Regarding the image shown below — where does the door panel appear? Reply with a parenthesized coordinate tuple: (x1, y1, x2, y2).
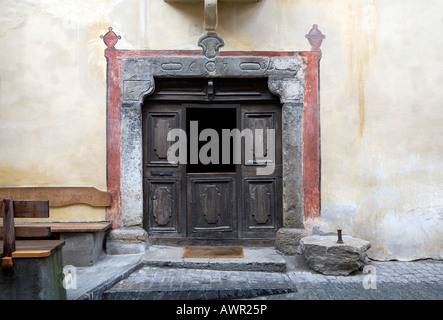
(145, 179, 180, 233)
(244, 112, 274, 166)
(146, 112, 179, 167)
(243, 178, 282, 238)
(187, 174, 237, 239)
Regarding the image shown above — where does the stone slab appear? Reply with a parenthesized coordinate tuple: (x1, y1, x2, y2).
(106, 228, 148, 255)
(300, 235, 371, 275)
(142, 245, 287, 272)
(68, 253, 144, 300)
(106, 241, 148, 255)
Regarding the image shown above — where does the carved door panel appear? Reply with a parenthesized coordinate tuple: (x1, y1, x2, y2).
(187, 174, 237, 238)
(143, 104, 183, 237)
(241, 103, 282, 238)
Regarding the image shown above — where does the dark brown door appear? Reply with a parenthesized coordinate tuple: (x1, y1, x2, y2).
(143, 103, 183, 238)
(143, 78, 282, 241)
(241, 103, 282, 238)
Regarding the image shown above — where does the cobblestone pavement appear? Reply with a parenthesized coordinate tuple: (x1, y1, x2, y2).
(103, 266, 296, 300)
(255, 259, 443, 300)
(102, 258, 442, 300)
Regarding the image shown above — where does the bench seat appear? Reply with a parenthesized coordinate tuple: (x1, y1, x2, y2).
(12, 221, 111, 233)
(0, 239, 65, 258)
(9, 222, 112, 267)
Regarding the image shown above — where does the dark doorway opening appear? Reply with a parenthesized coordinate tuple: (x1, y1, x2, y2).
(186, 107, 237, 173)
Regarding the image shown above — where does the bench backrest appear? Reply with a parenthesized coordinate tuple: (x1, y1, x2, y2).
(1, 199, 50, 266)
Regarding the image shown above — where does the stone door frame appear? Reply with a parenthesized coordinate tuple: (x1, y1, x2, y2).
(103, 33, 322, 253)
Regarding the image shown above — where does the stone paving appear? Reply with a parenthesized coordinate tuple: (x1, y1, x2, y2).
(72, 247, 443, 300)
(100, 256, 442, 300)
(258, 259, 443, 300)
(103, 266, 296, 300)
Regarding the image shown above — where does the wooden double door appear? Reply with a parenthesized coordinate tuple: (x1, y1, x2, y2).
(142, 78, 282, 241)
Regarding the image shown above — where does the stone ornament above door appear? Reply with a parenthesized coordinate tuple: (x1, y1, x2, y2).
(198, 32, 225, 58)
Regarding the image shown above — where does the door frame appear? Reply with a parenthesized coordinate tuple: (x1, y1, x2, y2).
(104, 45, 322, 252)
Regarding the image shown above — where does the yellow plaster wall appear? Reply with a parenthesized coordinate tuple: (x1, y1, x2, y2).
(0, 0, 441, 260)
(0, 0, 110, 221)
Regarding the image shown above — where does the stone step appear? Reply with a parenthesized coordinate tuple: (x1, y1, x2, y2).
(103, 246, 293, 300)
(103, 266, 296, 300)
(141, 246, 287, 272)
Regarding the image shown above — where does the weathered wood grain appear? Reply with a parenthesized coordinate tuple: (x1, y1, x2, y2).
(0, 187, 111, 207)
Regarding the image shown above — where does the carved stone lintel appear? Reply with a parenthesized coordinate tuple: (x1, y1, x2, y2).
(198, 32, 225, 58)
(123, 79, 154, 102)
(268, 76, 303, 104)
(121, 56, 303, 103)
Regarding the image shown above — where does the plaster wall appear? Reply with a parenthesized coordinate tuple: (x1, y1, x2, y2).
(0, 0, 441, 260)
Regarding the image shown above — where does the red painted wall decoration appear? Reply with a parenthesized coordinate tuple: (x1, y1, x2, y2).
(300, 50, 322, 223)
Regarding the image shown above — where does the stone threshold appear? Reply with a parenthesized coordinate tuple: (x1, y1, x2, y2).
(141, 245, 287, 272)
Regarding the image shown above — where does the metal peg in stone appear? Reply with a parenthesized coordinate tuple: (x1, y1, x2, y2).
(337, 229, 344, 244)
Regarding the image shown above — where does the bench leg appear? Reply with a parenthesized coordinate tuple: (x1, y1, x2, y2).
(1, 199, 16, 265)
(60, 232, 106, 267)
(0, 248, 67, 300)
(1, 257, 13, 268)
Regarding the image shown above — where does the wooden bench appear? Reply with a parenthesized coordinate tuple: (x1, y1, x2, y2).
(0, 187, 112, 267)
(0, 198, 66, 300)
(13, 221, 112, 267)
